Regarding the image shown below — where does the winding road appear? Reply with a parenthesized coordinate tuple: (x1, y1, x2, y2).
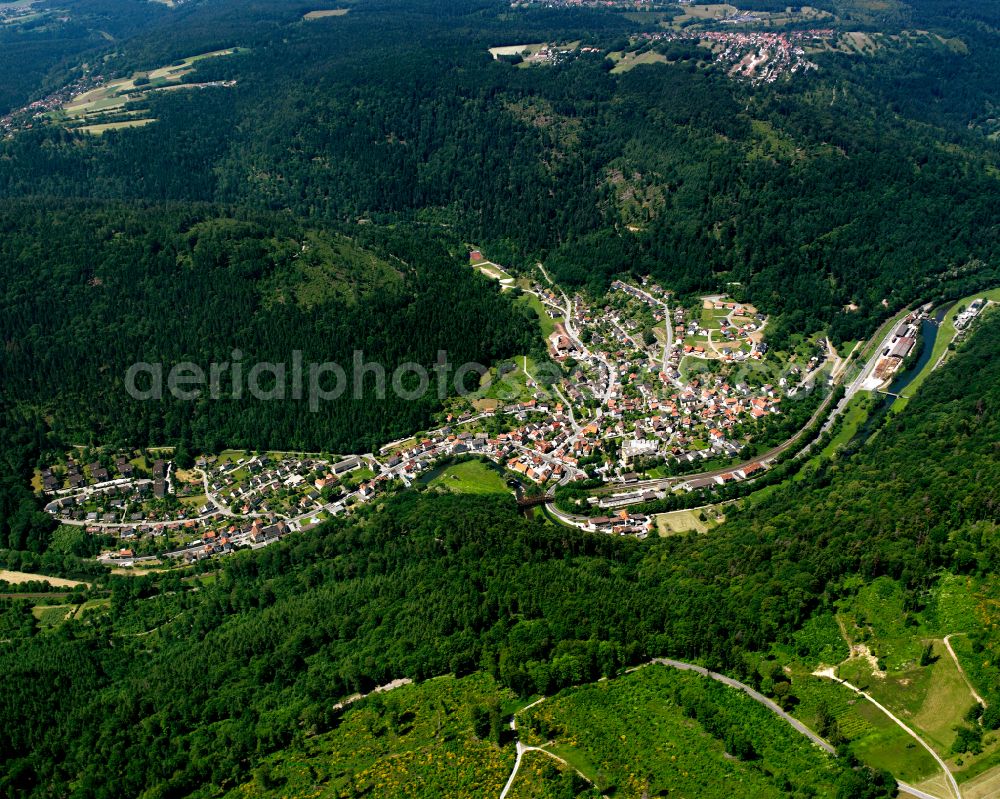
(499, 697, 550, 799)
(499, 657, 839, 799)
(648, 659, 835, 753)
(944, 634, 987, 708)
(813, 667, 962, 799)
(499, 656, 960, 799)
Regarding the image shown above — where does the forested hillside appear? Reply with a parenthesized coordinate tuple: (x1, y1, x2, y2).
(0, 202, 533, 456)
(0, 0, 997, 344)
(0, 307, 996, 798)
(0, 0, 998, 793)
(0, 200, 534, 552)
(0, 0, 172, 116)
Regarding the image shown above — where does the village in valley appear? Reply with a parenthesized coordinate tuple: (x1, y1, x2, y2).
(35, 243, 993, 566)
(34, 245, 860, 564)
(454, 252, 838, 497)
(30, 231, 997, 565)
(494, 28, 828, 83)
(489, 0, 952, 84)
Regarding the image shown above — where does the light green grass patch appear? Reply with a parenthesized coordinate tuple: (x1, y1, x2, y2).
(519, 292, 560, 341)
(820, 392, 873, 457)
(654, 507, 721, 536)
(264, 231, 404, 309)
(610, 50, 668, 73)
(423, 459, 509, 496)
(748, 119, 800, 161)
(792, 672, 940, 784)
(31, 604, 75, 631)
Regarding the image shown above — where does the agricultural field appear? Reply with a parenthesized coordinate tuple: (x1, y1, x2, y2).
(961, 765, 1000, 799)
(48, 48, 243, 134)
(422, 459, 510, 496)
(653, 506, 724, 536)
(520, 664, 852, 799)
(77, 118, 157, 135)
(489, 43, 546, 60)
(673, 3, 737, 23)
(669, 2, 833, 28)
(223, 673, 517, 799)
(303, 8, 349, 19)
(0, 570, 88, 588)
(610, 50, 668, 73)
(758, 5, 834, 25)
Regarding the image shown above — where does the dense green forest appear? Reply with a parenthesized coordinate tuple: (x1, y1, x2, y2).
(0, 304, 996, 797)
(0, 0, 997, 344)
(0, 0, 998, 793)
(0, 202, 533, 454)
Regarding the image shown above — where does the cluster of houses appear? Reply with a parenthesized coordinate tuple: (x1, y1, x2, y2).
(634, 29, 829, 84)
(204, 454, 350, 517)
(381, 402, 587, 488)
(164, 518, 313, 564)
(105, 516, 314, 566)
(42, 456, 133, 492)
(41, 455, 174, 523)
(540, 279, 785, 476)
(0, 73, 108, 134)
(586, 509, 653, 538)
